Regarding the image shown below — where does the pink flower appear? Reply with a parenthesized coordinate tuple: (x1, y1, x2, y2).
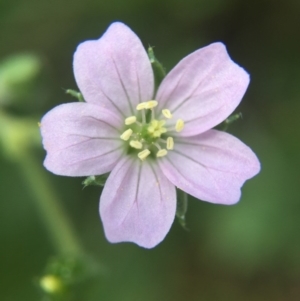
(40, 22, 260, 248)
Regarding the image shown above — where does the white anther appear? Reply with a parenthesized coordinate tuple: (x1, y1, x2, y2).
(166, 137, 174, 150)
(156, 149, 168, 158)
(145, 100, 158, 109)
(138, 149, 151, 161)
(125, 116, 137, 125)
(175, 119, 185, 132)
(162, 109, 172, 119)
(120, 129, 133, 141)
(129, 140, 143, 149)
(136, 102, 147, 110)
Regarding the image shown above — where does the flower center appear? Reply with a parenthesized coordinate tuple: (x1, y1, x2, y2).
(120, 100, 184, 161)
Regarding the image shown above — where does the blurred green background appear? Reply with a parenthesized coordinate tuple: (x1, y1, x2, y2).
(1, 0, 300, 300)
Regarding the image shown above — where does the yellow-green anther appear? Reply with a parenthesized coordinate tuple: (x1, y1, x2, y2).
(129, 140, 143, 149)
(138, 149, 151, 161)
(145, 100, 158, 109)
(136, 102, 147, 110)
(166, 137, 174, 150)
(162, 109, 172, 119)
(120, 128, 133, 141)
(157, 149, 168, 157)
(175, 119, 184, 132)
(125, 116, 137, 125)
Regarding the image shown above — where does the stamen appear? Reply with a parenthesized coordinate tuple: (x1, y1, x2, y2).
(129, 140, 143, 149)
(138, 149, 151, 161)
(151, 108, 155, 120)
(162, 109, 172, 119)
(153, 143, 161, 150)
(120, 129, 133, 141)
(125, 116, 137, 125)
(145, 100, 158, 109)
(166, 137, 174, 150)
(141, 109, 146, 124)
(175, 119, 185, 132)
(157, 149, 168, 158)
(136, 102, 147, 110)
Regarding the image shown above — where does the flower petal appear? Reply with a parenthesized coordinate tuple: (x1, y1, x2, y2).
(156, 43, 249, 136)
(73, 22, 154, 118)
(41, 102, 123, 176)
(159, 129, 260, 205)
(100, 157, 176, 248)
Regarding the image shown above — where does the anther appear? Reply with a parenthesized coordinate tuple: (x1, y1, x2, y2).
(166, 137, 174, 150)
(120, 129, 133, 141)
(138, 149, 151, 161)
(136, 102, 147, 110)
(175, 119, 185, 132)
(162, 109, 172, 119)
(157, 149, 168, 158)
(145, 100, 158, 109)
(125, 116, 137, 125)
(129, 140, 143, 149)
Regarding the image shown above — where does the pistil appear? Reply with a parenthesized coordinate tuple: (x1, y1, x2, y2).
(121, 100, 184, 161)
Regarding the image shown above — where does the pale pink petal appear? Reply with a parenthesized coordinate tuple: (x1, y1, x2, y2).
(100, 157, 176, 248)
(159, 129, 260, 205)
(41, 102, 123, 176)
(73, 22, 154, 118)
(156, 43, 249, 136)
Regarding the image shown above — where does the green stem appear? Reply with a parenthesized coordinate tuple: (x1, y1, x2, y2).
(18, 152, 84, 257)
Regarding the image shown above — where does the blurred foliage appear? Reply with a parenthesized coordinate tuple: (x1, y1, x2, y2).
(1, 0, 300, 300)
(0, 54, 41, 103)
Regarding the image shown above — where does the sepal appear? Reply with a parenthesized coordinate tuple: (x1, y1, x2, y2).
(82, 174, 110, 188)
(147, 46, 166, 92)
(65, 89, 85, 102)
(218, 112, 242, 131)
(176, 189, 189, 231)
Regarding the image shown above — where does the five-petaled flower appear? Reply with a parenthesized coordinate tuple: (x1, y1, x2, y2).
(40, 22, 260, 248)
